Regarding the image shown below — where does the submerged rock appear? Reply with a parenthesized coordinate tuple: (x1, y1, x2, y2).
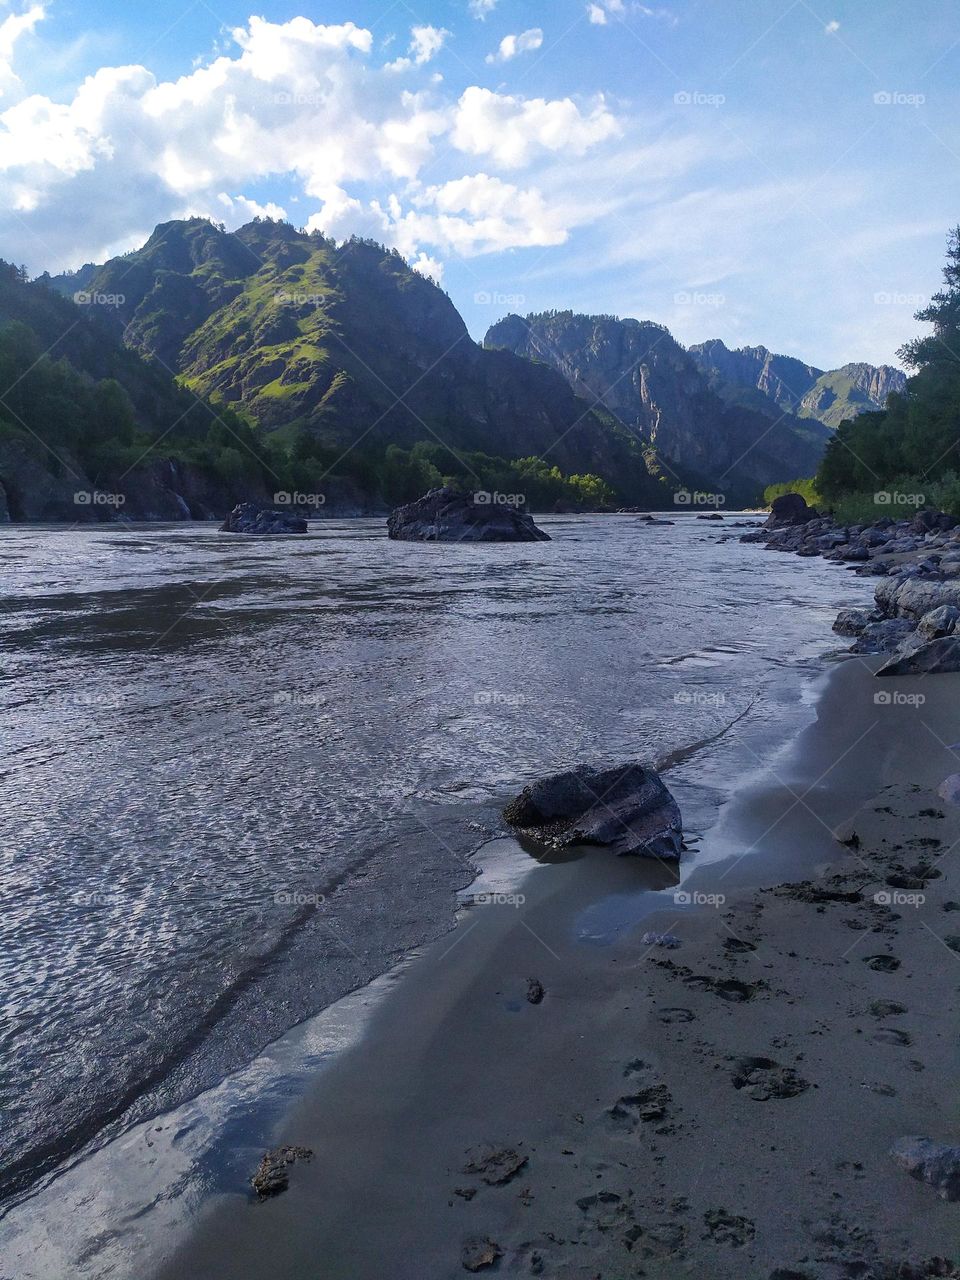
(387, 487, 550, 542)
(891, 1137, 960, 1201)
(251, 1145, 313, 1198)
(220, 502, 308, 535)
(503, 762, 683, 859)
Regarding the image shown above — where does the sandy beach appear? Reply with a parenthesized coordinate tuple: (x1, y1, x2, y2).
(157, 654, 960, 1280)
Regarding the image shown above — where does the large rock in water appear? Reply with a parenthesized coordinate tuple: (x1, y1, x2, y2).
(765, 492, 817, 527)
(387, 487, 550, 542)
(503, 763, 683, 859)
(220, 502, 308, 534)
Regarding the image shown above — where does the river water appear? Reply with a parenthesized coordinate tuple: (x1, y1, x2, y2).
(0, 514, 871, 1222)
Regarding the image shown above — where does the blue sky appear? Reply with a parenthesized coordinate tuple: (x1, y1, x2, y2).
(0, 0, 957, 368)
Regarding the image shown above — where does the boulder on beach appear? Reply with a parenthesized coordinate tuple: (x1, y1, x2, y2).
(387, 487, 551, 543)
(220, 502, 308, 534)
(891, 1137, 960, 1201)
(876, 635, 960, 676)
(503, 762, 683, 859)
(832, 608, 872, 637)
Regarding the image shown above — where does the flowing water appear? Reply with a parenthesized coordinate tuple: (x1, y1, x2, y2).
(0, 514, 872, 1212)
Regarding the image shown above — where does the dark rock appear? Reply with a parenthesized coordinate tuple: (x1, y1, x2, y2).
(462, 1237, 502, 1272)
(891, 1137, 960, 1201)
(251, 1145, 313, 1198)
(463, 1145, 528, 1185)
(766, 492, 816, 527)
(503, 762, 682, 859)
(876, 636, 960, 676)
(918, 605, 960, 639)
(851, 619, 915, 654)
(526, 978, 545, 1004)
(833, 608, 872, 637)
(387, 486, 550, 542)
(220, 502, 308, 535)
(696, 512, 724, 520)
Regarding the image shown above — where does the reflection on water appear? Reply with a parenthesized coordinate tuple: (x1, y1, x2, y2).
(0, 515, 872, 1204)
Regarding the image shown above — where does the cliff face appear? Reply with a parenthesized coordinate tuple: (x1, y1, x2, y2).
(689, 339, 906, 429)
(485, 313, 832, 501)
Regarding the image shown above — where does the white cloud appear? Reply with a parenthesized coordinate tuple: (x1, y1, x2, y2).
(452, 86, 620, 168)
(0, 14, 629, 274)
(486, 28, 543, 64)
(387, 24, 450, 71)
(588, 5, 608, 23)
(469, 0, 498, 18)
(0, 2, 44, 98)
(410, 250, 444, 283)
(825, 19, 840, 33)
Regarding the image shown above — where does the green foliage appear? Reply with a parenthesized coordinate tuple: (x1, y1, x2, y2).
(763, 477, 822, 507)
(813, 226, 960, 515)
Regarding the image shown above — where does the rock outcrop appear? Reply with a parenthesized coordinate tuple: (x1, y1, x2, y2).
(503, 762, 683, 859)
(220, 502, 309, 534)
(387, 488, 551, 543)
(485, 313, 832, 504)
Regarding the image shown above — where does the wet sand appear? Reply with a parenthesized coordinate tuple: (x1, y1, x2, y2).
(158, 656, 960, 1279)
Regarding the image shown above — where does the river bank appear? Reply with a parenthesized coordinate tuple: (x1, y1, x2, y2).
(154, 652, 960, 1279)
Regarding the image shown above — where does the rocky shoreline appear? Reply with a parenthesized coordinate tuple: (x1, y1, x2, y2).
(743, 494, 960, 675)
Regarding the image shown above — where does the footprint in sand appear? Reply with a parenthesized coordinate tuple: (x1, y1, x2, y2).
(703, 1208, 756, 1246)
(869, 999, 907, 1017)
(683, 975, 760, 1002)
(864, 955, 901, 972)
(870, 1028, 912, 1046)
(723, 937, 758, 953)
(657, 1006, 696, 1023)
(732, 1056, 810, 1100)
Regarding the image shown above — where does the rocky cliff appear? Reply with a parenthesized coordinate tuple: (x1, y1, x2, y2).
(485, 313, 832, 502)
(689, 339, 906, 430)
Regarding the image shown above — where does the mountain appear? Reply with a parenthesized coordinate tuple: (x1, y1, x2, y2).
(688, 339, 906, 430)
(484, 312, 833, 502)
(46, 219, 682, 509)
(0, 261, 280, 520)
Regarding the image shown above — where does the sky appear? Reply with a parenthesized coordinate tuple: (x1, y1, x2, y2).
(0, 0, 957, 369)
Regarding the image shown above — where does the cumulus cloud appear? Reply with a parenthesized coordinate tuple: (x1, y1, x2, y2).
(486, 28, 543, 64)
(0, 14, 626, 275)
(825, 19, 840, 33)
(452, 86, 619, 168)
(469, 0, 498, 18)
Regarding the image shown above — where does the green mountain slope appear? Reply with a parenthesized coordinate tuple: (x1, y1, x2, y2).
(48, 219, 683, 508)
